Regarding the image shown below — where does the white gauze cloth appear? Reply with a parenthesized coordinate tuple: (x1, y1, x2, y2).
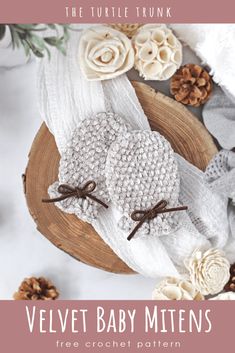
(38, 30, 230, 278)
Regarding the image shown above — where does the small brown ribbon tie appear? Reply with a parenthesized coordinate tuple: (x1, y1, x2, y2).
(42, 180, 108, 209)
(127, 200, 188, 241)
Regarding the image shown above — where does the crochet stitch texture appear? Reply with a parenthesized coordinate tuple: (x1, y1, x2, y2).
(105, 130, 181, 237)
(48, 112, 129, 222)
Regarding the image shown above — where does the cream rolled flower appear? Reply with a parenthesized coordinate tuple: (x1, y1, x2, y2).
(133, 24, 182, 81)
(209, 292, 235, 300)
(152, 277, 204, 300)
(78, 25, 134, 81)
(186, 248, 230, 295)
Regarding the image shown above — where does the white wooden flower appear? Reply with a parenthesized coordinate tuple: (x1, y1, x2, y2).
(133, 24, 182, 81)
(152, 277, 204, 300)
(185, 248, 230, 295)
(78, 25, 134, 81)
(209, 292, 235, 300)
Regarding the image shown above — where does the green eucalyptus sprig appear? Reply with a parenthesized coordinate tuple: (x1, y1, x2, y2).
(0, 24, 71, 58)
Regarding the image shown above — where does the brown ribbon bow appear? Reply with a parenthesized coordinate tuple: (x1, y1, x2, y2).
(42, 180, 108, 209)
(127, 200, 188, 241)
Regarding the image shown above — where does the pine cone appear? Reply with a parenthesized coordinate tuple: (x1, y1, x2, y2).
(110, 24, 142, 38)
(224, 263, 235, 292)
(170, 64, 213, 107)
(13, 277, 59, 300)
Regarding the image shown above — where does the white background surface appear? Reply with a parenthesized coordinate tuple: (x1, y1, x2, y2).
(0, 44, 201, 300)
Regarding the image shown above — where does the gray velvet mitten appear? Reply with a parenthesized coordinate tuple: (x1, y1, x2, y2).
(46, 112, 129, 223)
(105, 130, 184, 239)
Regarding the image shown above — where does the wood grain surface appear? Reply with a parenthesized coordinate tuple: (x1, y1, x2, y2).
(24, 81, 217, 274)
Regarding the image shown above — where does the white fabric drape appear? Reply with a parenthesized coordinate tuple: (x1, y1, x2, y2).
(38, 30, 233, 278)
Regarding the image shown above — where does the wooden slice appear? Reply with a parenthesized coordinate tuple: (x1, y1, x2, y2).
(24, 81, 217, 274)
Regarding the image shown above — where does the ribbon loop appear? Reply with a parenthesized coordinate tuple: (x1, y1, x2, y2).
(82, 180, 96, 194)
(58, 184, 75, 194)
(127, 200, 188, 241)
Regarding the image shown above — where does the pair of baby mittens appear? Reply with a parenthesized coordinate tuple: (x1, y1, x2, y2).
(43, 112, 187, 240)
